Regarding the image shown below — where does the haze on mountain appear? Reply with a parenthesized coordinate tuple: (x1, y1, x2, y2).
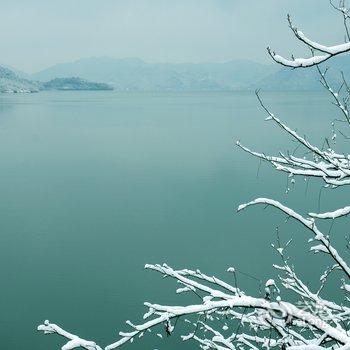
(31, 57, 278, 91)
(2, 54, 350, 93)
(28, 55, 350, 92)
(0, 0, 341, 74)
(1, 0, 347, 92)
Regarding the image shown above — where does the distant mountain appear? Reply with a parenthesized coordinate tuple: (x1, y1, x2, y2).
(0, 66, 39, 93)
(0, 65, 114, 93)
(31, 57, 278, 91)
(256, 55, 350, 90)
(41, 77, 113, 91)
(6, 55, 350, 93)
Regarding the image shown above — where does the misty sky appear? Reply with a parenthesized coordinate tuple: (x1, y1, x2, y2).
(0, 0, 346, 73)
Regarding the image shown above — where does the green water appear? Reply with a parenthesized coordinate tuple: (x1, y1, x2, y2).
(0, 91, 348, 349)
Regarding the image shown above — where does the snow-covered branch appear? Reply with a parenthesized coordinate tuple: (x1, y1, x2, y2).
(237, 92, 350, 188)
(268, 11, 350, 68)
(309, 205, 350, 219)
(38, 263, 350, 350)
(316, 66, 350, 124)
(37, 321, 102, 350)
(238, 197, 350, 278)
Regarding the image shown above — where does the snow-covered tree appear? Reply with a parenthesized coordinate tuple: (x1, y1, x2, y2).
(38, 2, 350, 350)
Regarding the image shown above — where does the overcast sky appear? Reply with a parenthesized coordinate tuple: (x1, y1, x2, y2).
(0, 0, 346, 73)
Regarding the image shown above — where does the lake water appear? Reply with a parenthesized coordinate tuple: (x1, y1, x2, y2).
(0, 91, 348, 349)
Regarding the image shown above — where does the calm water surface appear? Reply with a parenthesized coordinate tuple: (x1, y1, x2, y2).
(0, 91, 348, 349)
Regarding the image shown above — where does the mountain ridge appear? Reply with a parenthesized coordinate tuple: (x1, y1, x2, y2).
(31, 57, 279, 91)
(3, 55, 350, 93)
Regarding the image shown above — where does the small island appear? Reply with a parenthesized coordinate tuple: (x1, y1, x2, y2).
(41, 77, 113, 91)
